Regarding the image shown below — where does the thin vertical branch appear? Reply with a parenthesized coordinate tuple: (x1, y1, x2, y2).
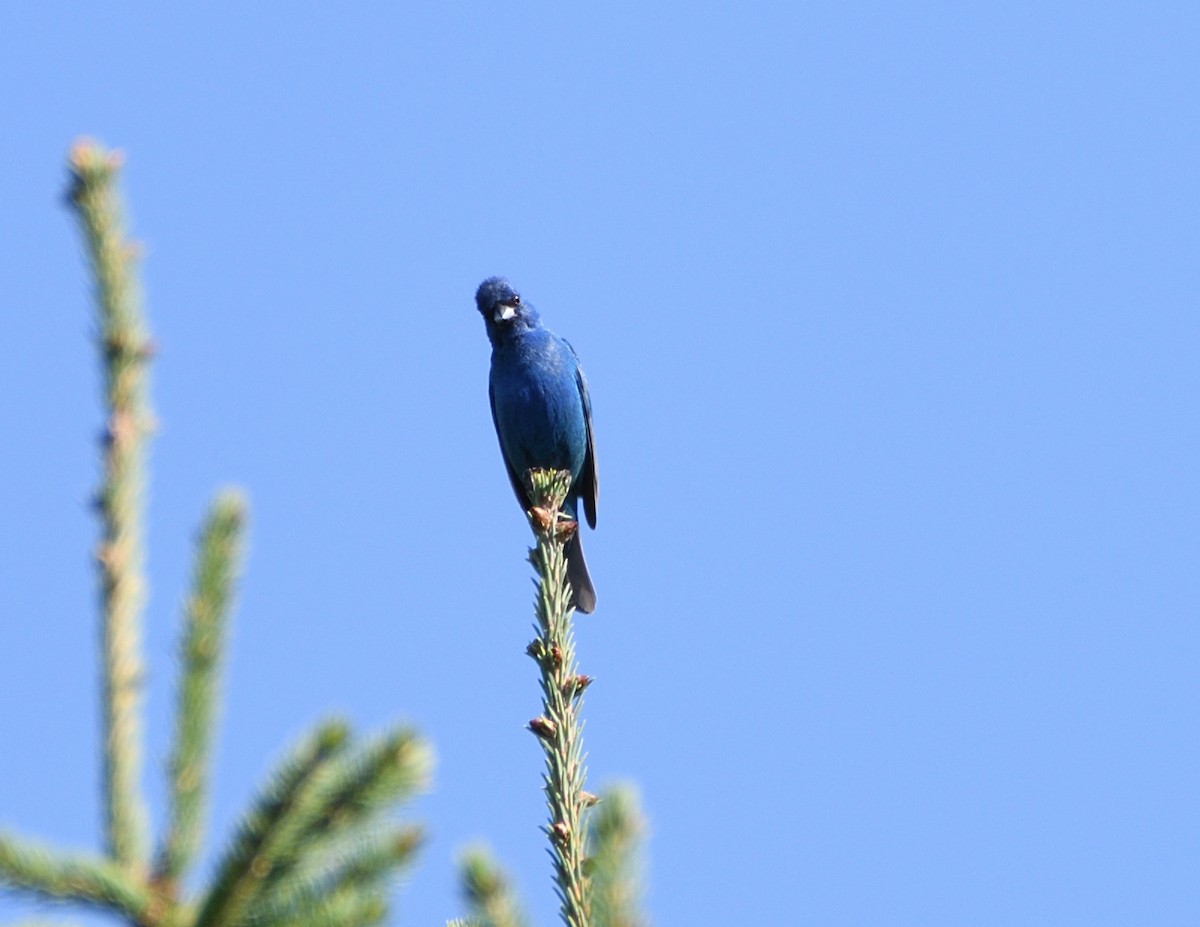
(158, 492, 247, 888)
(525, 469, 593, 927)
(67, 138, 153, 871)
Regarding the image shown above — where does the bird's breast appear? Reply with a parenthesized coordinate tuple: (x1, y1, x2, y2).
(491, 342, 587, 478)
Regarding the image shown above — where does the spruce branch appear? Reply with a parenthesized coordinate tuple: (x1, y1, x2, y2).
(246, 727, 431, 907)
(158, 491, 248, 887)
(458, 846, 528, 927)
(0, 832, 155, 923)
(193, 722, 349, 927)
(67, 138, 153, 871)
(525, 469, 592, 927)
(247, 825, 423, 925)
(269, 882, 387, 927)
(585, 788, 647, 927)
(290, 729, 430, 848)
(195, 724, 428, 927)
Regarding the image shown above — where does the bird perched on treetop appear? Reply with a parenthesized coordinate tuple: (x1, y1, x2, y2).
(475, 276, 598, 613)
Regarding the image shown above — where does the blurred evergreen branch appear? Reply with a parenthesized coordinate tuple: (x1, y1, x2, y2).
(0, 139, 428, 927)
(457, 846, 527, 927)
(195, 726, 428, 927)
(158, 492, 246, 887)
(68, 138, 153, 871)
(0, 833, 153, 921)
(585, 787, 647, 927)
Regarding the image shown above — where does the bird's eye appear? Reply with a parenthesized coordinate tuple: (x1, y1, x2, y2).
(512, 295, 521, 306)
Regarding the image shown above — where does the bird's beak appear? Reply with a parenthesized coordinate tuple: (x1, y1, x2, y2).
(494, 304, 517, 322)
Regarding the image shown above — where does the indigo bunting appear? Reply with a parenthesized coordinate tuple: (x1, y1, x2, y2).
(476, 277, 597, 613)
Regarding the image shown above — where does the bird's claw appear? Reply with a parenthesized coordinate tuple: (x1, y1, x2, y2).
(529, 505, 555, 533)
(529, 506, 577, 542)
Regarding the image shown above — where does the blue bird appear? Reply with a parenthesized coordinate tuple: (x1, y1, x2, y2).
(476, 277, 598, 613)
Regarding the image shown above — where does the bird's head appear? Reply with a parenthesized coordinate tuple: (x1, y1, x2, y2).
(476, 276, 540, 345)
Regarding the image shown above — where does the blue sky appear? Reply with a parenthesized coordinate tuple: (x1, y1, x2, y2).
(1, 3, 1197, 925)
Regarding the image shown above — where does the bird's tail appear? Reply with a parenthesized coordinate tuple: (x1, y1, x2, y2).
(565, 531, 597, 614)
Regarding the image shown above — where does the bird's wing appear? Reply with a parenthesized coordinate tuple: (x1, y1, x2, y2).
(489, 379, 533, 513)
(565, 339, 598, 529)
